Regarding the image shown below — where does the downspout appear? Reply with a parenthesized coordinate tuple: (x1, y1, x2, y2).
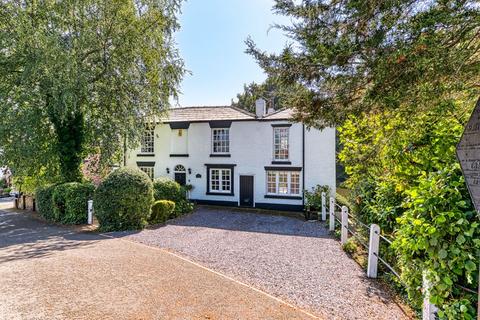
(302, 124, 305, 207)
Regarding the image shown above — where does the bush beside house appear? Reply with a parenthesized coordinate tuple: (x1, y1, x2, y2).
(149, 200, 175, 224)
(52, 182, 94, 224)
(36, 182, 94, 224)
(94, 167, 154, 231)
(153, 177, 194, 215)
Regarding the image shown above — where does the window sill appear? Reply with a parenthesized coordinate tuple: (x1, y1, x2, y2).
(210, 154, 231, 157)
(170, 154, 189, 157)
(137, 153, 155, 157)
(271, 161, 291, 165)
(264, 194, 302, 200)
(206, 192, 235, 196)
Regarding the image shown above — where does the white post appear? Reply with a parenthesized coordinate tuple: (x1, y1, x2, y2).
(367, 224, 380, 278)
(87, 200, 93, 225)
(341, 206, 348, 245)
(321, 192, 326, 221)
(329, 196, 335, 231)
(422, 272, 438, 320)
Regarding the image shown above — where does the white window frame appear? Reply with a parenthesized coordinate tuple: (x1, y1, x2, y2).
(141, 126, 155, 154)
(265, 171, 300, 196)
(211, 128, 230, 154)
(273, 127, 289, 160)
(139, 166, 154, 180)
(209, 168, 232, 193)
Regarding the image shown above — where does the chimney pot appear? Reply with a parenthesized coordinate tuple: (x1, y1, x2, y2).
(255, 98, 266, 118)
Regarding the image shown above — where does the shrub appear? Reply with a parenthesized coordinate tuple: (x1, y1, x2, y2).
(153, 177, 183, 202)
(36, 185, 57, 220)
(153, 177, 194, 215)
(149, 200, 175, 224)
(52, 182, 95, 224)
(94, 167, 154, 231)
(304, 185, 331, 210)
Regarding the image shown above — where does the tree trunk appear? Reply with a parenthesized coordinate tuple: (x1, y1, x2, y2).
(52, 111, 85, 182)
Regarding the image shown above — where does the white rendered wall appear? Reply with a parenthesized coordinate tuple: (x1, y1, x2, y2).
(126, 120, 336, 208)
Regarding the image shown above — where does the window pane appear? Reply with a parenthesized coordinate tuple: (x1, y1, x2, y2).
(211, 169, 220, 191)
(290, 172, 300, 194)
(141, 126, 155, 153)
(278, 172, 288, 194)
(212, 128, 230, 153)
(267, 171, 276, 193)
(139, 166, 154, 180)
(273, 128, 289, 160)
(221, 169, 231, 191)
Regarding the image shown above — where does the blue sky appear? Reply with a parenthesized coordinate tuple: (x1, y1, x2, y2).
(175, 0, 290, 106)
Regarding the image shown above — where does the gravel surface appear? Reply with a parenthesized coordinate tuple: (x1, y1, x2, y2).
(0, 208, 314, 320)
(122, 207, 410, 320)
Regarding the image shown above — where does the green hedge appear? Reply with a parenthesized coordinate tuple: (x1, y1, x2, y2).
(36, 182, 93, 224)
(149, 200, 175, 224)
(153, 177, 183, 202)
(36, 185, 57, 221)
(153, 177, 193, 215)
(94, 167, 154, 231)
(52, 182, 94, 224)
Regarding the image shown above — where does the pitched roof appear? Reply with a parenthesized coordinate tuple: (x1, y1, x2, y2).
(262, 108, 294, 120)
(160, 106, 293, 122)
(163, 106, 255, 122)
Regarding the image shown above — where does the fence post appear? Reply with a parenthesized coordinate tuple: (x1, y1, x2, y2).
(329, 197, 335, 231)
(367, 224, 380, 278)
(321, 192, 326, 221)
(87, 200, 94, 225)
(422, 271, 438, 320)
(341, 206, 348, 245)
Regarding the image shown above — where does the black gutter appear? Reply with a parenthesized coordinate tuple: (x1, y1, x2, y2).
(302, 124, 305, 207)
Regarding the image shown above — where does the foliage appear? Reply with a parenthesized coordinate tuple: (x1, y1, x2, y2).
(246, 1, 480, 128)
(304, 184, 330, 209)
(394, 164, 479, 318)
(36, 185, 57, 221)
(94, 167, 154, 231)
(149, 200, 176, 224)
(81, 154, 110, 187)
(0, 1, 185, 183)
(51, 182, 94, 224)
(231, 77, 305, 112)
(153, 177, 183, 201)
(338, 101, 479, 317)
(153, 177, 193, 215)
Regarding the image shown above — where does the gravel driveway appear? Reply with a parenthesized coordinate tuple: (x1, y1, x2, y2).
(123, 207, 410, 320)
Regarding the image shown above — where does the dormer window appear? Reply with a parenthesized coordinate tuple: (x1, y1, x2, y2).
(141, 126, 155, 153)
(212, 128, 230, 154)
(273, 127, 289, 160)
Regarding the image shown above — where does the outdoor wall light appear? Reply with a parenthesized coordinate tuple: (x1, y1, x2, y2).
(166, 167, 170, 174)
(188, 168, 192, 174)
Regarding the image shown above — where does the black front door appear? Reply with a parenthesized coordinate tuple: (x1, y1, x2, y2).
(175, 172, 186, 186)
(239, 175, 254, 207)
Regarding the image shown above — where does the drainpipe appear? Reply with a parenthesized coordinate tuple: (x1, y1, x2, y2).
(302, 124, 305, 207)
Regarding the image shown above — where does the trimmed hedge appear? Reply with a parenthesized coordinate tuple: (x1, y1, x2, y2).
(36, 183, 94, 224)
(153, 177, 183, 202)
(52, 182, 94, 224)
(94, 167, 154, 231)
(153, 177, 194, 215)
(36, 185, 57, 221)
(149, 200, 175, 224)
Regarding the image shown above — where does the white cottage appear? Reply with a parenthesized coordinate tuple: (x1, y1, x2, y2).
(125, 99, 335, 211)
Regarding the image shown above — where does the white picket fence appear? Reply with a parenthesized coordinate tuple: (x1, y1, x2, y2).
(318, 192, 437, 319)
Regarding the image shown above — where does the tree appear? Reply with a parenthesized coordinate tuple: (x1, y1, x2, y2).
(246, 0, 480, 128)
(232, 77, 288, 112)
(0, 0, 185, 184)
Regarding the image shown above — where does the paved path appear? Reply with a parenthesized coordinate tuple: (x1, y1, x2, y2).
(0, 207, 316, 320)
(122, 207, 410, 320)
